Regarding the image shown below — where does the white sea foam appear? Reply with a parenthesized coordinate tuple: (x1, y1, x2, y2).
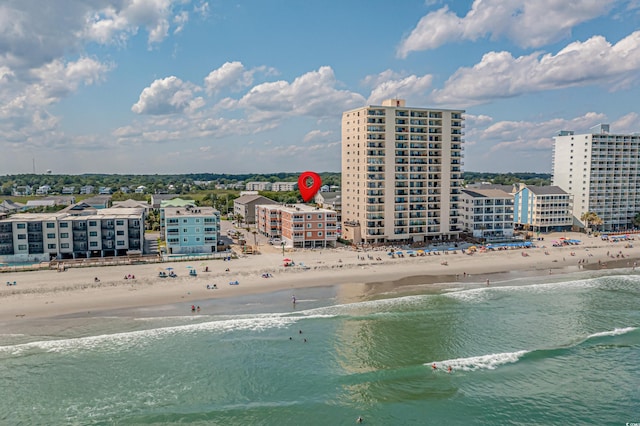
(444, 276, 606, 303)
(429, 350, 529, 371)
(0, 313, 309, 356)
(587, 327, 637, 339)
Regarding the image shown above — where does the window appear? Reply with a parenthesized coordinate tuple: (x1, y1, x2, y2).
(46, 223, 55, 228)
(90, 231, 97, 237)
(117, 241, 125, 246)
(18, 234, 26, 239)
(318, 223, 323, 228)
(318, 231, 323, 236)
(18, 244, 27, 250)
(195, 228, 200, 233)
(318, 214, 322, 219)
(61, 243, 69, 249)
(47, 233, 55, 239)
(60, 223, 68, 228)
(90, 242, 98, 247)
(61, 233, 69, 238)
(307, 215, 311, 219)
(116, 220, 124, 226)
(117, 230, 125, 236)
(183, 238, 188, 242)
(17, 223, 25, 229)
(89, 221, 97, 227)
(183, 229, 188, 233)
(48, 244, 56, 250)
(196, 237, 200, 242)
(307, 223, 312, 228)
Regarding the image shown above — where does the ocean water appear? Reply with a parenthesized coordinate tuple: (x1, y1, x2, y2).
(0, 270, 639, 425)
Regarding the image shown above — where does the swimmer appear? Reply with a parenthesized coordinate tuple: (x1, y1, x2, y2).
(447, 366, 452, 373)
(486, 279, 490, 286)
(356, 416, 363, 423)
(432, 363, 437, 370)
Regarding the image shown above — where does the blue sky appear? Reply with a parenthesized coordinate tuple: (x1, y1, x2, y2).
(2, 0, 640, 175)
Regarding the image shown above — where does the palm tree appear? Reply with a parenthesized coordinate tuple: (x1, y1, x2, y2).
(252, 230, 258, 248)
(581, 211, 602, 232)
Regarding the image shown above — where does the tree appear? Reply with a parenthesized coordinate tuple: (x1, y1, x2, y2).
(252, 230, 258, 248)
(581, 211, 603, 232)
(634, 213, 640, 229)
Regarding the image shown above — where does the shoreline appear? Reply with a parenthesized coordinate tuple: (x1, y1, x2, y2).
(1, 232, 638, 329)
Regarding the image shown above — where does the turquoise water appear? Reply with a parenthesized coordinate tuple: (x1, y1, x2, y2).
(0, 270, 639, 425)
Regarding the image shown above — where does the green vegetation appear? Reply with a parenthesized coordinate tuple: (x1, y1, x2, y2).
(463, 172, 551, 186)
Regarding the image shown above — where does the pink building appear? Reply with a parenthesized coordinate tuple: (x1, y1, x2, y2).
(256, 204, 338, 248)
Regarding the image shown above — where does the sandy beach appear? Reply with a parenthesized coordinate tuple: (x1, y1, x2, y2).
(1, 232, 638, 325)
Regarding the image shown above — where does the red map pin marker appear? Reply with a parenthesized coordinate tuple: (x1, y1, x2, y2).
(298, 171, 322, 202)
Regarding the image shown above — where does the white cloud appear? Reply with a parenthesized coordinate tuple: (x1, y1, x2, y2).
(367, 74, 433, 105)
(303, 130, 332, 143)
(131, 76, 204, 115)
(612, 112, 640, 132)
(431, 31, 640, 106)
(84, 0, 178, 47)
(397, 0, 618, 57)
(173, 10, 189, 34)
(204, 61, 254, 95)
(229, 66, 366, 121)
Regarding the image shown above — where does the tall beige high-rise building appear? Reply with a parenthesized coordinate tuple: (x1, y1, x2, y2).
(341, 99, 465, 244)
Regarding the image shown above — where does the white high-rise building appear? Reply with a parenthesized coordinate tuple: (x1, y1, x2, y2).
(341, 99, 465, 244)
(553, 124, 640, 231)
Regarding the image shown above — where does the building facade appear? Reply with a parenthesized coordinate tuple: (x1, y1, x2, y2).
(162, 205, 220, 255)
(341, 99, 465, 244)
(513, 185, 573, 232)
(245, 182, 273, 191)
(461, 188, 514, 240)
(271, 182, 298, 192)
(255, 204, 338, 248)
(553, 124, 640, 231)
(233, 194, 278, 224)
(0, 207, 145, 263)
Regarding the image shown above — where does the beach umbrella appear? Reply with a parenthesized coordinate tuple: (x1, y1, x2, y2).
(166, 267, 174, 270)
(448, 247, 456, 251)
(283, 258, 292, 262)
(186, 266, 194, 269)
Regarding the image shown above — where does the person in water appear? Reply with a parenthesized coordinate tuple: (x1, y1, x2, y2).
(447, 366, 452, 373)
(432, 363, 437, 370)
(356, 416, 363, 423)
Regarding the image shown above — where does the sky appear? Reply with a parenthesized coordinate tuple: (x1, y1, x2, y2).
(1, 0, 640, 175)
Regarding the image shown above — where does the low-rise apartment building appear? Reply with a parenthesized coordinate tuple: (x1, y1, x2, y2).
(162, 205, 221, 255)
(0, 207, 145, 263)
(255, 204, 338, 248)
(245, 182, 272, 191)
(271, 182, 298, 192)
(513, 185, 573, 232)
(461, 188, 514, 240)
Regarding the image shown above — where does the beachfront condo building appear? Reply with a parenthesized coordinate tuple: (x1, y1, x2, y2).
(255, 204, 338, 248)
(553, 124, 640, 231)
(341, 99, 464, 244)
(0, 207, 145, 263)
(460, 188, 515, 240)
(513, 185, 573, 232)
(161, 205, 221, 255)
